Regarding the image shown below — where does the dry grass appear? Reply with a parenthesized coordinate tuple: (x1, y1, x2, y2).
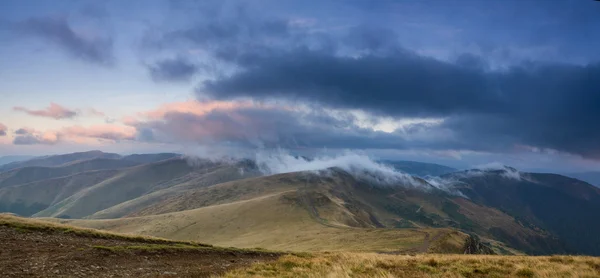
(0, 213, 211, 247)
(46, 192, 456, 253)
(223, 252, 600, 278)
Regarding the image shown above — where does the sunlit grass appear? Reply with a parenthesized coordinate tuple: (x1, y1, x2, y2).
(223, 253, 600, 277)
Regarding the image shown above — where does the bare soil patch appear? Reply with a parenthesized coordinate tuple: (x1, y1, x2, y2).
(0, 226, 280, 277)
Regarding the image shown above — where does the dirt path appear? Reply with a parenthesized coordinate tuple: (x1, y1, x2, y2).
(0, 226, 280, 277)
(380, 230, 447, 255)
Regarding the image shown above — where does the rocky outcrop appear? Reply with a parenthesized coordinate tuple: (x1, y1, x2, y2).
(463, 234, 496, 254)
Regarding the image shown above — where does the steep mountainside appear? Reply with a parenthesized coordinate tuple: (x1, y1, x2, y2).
(446, 169, 600, 255)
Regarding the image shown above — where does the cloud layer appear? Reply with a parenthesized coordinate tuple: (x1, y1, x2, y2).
(148, 57, 199, 82)
(13, 103, 78, 120)
(141, 0, 600, 159)
(3, 0, 600, 167)
(12, 16, 114, 65)
(12, 124, 135, 145)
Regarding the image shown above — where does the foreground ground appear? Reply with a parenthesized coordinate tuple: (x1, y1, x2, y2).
(2, 214, 600, 277)
(0, 214, 280, 277)
(224, 253, 600, 277)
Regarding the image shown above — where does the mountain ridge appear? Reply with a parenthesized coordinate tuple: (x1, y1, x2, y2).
(1, 151, 599, 255)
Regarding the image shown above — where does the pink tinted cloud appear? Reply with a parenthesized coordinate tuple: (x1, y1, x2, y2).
(126, 100, 312, 147)
(61, 124, 136, 141)
(0, 123, 7, 136)
(138, 100, 257, 120)
(12, 128, 60, 145)
(13, 102, 78, 119)
(12, 124, 136, 145)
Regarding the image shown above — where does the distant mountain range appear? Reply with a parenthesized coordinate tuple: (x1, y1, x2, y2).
(1, 151, 600, 255)
(565, 172, 600, 187)
(0, 155, 35, 167)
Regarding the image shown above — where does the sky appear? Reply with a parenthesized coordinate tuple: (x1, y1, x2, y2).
(0, 0, 599, 172)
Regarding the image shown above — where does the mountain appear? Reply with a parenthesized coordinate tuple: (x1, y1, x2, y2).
(48, 171, 472, 253)
(0, 152, 217, 218)
(51, 166, 597, 255)
(565, 171, 600, 187)
(0, 155, 35, 166)
(382, 160, 457, 177)
(2, 151, 600, 256)
(445, 168, 600, 255)
(0, 151, 121, 172)
(0, 158, 141, 189)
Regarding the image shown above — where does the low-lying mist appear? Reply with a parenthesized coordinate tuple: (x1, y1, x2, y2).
(254, 149, 418, 186)
(183, 148, 522, 195)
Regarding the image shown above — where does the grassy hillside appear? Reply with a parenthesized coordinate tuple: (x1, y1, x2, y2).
(30, 168, 561, 255)
(0, 214, 281, 277)
(449, 170, 600, 255)
(0, 155, 258, 219)
(42, 170, 526, 255)
(88, 161, 262, 219)
(0, 169, 120, 216)
(33, 158, 205, 218)
(48, 189, 465, 253)
(2, 151, 598, 256)
(0, 158, 141, 189)
(4, 214, 598, 278)
(225, 252, 600, 277)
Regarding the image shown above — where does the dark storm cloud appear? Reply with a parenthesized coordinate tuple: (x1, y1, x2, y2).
(201, 49, 499, 117)
(150, 0, 600, 158)
(15, 16, 113, 65)
(197, 46, 600, 158)
(130, 105, 421, 150)
(148, 58, 199, 82)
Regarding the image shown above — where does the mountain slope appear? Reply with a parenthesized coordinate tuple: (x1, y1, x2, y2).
(566, 171, 600, 187)
(32, 158, 262, 219)
(48, 169, 535, 254)
(0, 151, 121, 172)
(446, 169, 600, 255)
(0, 214, 280, 277)
(0, 158, 141, 189)
(50, 187, 467, 253)
(0, 169, 121, 216)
